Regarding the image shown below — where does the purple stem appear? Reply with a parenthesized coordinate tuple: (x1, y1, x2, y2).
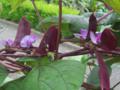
(0, 57, 31, 71)
(97, 48, 120, 55)
(97, 10, 113, 23)
(31, 0, 42, 21)
(0, 54, 41, 57)
(55, 0, 62, 59)
(59, 48, 90, 59)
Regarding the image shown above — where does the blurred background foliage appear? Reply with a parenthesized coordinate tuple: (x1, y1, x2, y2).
(0, 0, 120, 38)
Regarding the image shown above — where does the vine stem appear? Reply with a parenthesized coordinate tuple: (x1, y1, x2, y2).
(58, 48, 90, 59)
(81, 82, 97, 90)
(0, 57, 31, 71)
(55, 0, 62, 60)
(97, 48, 120, 55)
(97, 10, 113, 23)
(31, 0, 42, 21)
(0, 54, 41, 57)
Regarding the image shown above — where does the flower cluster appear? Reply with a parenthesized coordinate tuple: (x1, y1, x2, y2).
(61, 14, 119, 90)
(0, 14, 119, 90)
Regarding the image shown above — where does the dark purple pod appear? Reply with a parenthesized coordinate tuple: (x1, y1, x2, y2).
(95, 51, 110, 90)
(101, 28, 117, 50)
(13, 16, 31, 47)
(36, 26, 59, 55)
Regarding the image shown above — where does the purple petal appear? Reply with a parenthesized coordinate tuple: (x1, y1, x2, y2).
(20, 35, 37, 48)
(96, 32, 101, 43)
(2, 39, 14, 47)
(74, 29, 88, 39)
(90, 32, 102, 44)
(90, 31, 97, 44)
(80, 29, 88, 39)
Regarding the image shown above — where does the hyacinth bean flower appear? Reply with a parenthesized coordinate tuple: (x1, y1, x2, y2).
(74, 28, 117, 51)
(74, 29, 101, 44)
(2, 35, 37, 48)
(20, 35, 37, 48)
(2, 39, 14, 47)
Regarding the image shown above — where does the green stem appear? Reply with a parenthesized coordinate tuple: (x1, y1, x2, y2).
(31, 0, 42, 21)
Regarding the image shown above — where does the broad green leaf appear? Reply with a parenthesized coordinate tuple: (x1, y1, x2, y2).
(2, 59, 87, 90)
(0, 65, 8, 86)
(87, 66, 100, 87)
(104, 0, 120, 14)
(18, 57, 36, 62)
(18, 57, 53, 68)
(63, 55, 89, 63)
(106, 56, 120, 66)
(113, 31, 120, 46)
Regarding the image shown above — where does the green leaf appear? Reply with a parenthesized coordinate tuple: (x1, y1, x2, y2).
(2, 59, 87, 90)
(87, 66, 100, 87)
(113, 31, 120, 46)
(0, 65, 8, 86)
(106, 56, 120, 66)
(18, 57, 36, 62)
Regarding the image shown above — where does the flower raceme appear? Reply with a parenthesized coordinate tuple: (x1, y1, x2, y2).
(1, 16, 37, 48)
(74, 28, 117, 50)
(72, 14, 118, 90)
(74, 29, 101, 44)
(3, 35, 37, 48)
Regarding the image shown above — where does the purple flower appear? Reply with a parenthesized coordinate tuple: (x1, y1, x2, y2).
(20, 35, 37, 48)
(74, 29, 101, 44)
(6, 39, 14, 47)
(74, 29, 88, 40)
(1, 39, 14, 47)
